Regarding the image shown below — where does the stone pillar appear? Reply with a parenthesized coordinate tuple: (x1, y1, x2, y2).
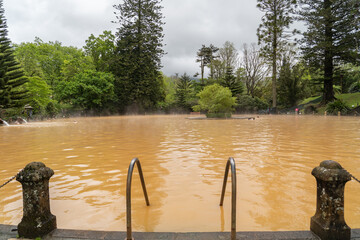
(310, 160, 351, 240)
(16, 162, 57, 238)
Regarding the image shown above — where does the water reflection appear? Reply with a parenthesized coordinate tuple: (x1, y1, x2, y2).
(0, 115, 359, 231)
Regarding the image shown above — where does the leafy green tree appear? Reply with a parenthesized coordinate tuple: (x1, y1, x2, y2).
(193, 84, 236, 115)
(257, 0, 296, 109)
(0, 0, 28, 110)
(84, 31, 116, 72)
(24, 76, 52, 114)
(15, 38, 94, 88)
(113, 0, 165, 112)
(56, 70, 115, 112)
(221, 67, 244, 96)
(298, 0, 360, 103)
(175, 73, 194, 111)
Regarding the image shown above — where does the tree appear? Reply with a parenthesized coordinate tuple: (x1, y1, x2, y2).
(196, 44, 219, 84)
(298, 0, 360, 103)
(0, 0, 28, 110)
(277, 58, 305, 107)
(219, 41, 239, 71)
(24, 76, 52, 114)
(175, 73, 193, 111)
(193, 84, 236, 116)
(209, 41, 239, 81)
(56, 70, 115, 112)
(221, 67, 244, 96)
(241, 43, 268, 98)
(84, 30, 116, 72)
(257, 0, 296, 109)
(15, 38, 94, 88)
(113, 0, 165, 112)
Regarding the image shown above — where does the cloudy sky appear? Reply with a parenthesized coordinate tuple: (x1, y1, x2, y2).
(4, 0, 263, 76)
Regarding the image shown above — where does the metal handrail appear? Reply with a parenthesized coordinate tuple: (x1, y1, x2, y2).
(219, 157, 237, 240)
(126, 158, 150, 240)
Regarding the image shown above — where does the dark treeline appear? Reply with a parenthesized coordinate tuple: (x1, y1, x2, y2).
(0, 0, 360, 120)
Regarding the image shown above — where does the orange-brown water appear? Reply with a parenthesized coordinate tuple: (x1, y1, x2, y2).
(0, 115, 359, 232)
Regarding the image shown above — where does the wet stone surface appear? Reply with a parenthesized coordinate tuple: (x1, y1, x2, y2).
(16, 162, 57, 238)
(311, 160, 352, 240)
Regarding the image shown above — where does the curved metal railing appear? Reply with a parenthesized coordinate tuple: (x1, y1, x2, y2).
(126, 158, 150, 240)
(219, 157, 237, 240)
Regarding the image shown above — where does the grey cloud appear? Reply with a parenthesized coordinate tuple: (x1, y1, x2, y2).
(4, 0, 263, 76)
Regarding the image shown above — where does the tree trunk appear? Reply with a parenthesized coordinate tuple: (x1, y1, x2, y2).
(272, 32, 277, 109)
(323, 0, 335, 103)
(272, 4, 277, 110)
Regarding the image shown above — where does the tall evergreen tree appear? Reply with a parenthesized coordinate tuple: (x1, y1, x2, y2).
(257, 0, 296, 109)
(277, 58, 305, 107)
(0, 0, 27, 110)
(298, 0, 360, 103)
(221, 67, 244, 96)
(175, 73, 193, 111)
(113, 0, 165, 112)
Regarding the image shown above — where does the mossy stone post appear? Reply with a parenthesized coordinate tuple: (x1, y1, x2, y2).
(16, 162, 57, 238)
(310, 160, 351, 240)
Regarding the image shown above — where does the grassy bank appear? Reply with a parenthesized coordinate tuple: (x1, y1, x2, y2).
(299, 92, 360, 115)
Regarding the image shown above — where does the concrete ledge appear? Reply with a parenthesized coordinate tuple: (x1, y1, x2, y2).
(1, 224, 360, 240)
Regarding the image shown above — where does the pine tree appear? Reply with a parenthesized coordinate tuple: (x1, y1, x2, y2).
(298, 0, 360, 103)
(0, 0, 27, 110)
(175, 73, 193, 111)
(257, 0, 296, 109)
(113, 0, 165, 112)
(221, 67, 244, 96)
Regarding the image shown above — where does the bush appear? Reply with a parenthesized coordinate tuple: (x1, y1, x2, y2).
(304, 105, 317, 114)
(348, 81, 360, 93)
(192, 84, 236, 116)
(45, 101, 60, 118)
(206, 112, 232, 118)
(236, 95, 268, 113)
(326, 99, 350, 115)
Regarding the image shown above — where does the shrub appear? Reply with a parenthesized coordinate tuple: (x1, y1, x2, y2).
(326, 99, 350, 115)
(348, 81, 360, 93)
(236, 95, 268, 113)
(304, 105, 317, 114)
(192, 84, 236, 117)
(45, 101, 60, 118)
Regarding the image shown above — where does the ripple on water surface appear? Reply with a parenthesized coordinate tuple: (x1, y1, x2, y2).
(0, 115, 359, 232)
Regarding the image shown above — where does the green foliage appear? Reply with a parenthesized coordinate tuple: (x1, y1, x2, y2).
(205, 112, 232, 118)
(196, 44, 219, 84)
(298, 0, 360, 103)
(24, 76, 52, 114)
(257, 0, 296, 108)
(0, 1, 28, 109)
(113, 0, 165, 112)
(193, 84, 236, 114)
(56, 70, 115, 111)
(84, 30, 116, 72)
(348, 81, 360, 93)
(236, 95, 268, 113)
(14, 38, 94, 89)
(326, 99, 350, 115)
(45, 101, 59, 118)
(277, 60, 307, 107)
(175, 73, 194, 111)
(221, 67, 244, 96)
